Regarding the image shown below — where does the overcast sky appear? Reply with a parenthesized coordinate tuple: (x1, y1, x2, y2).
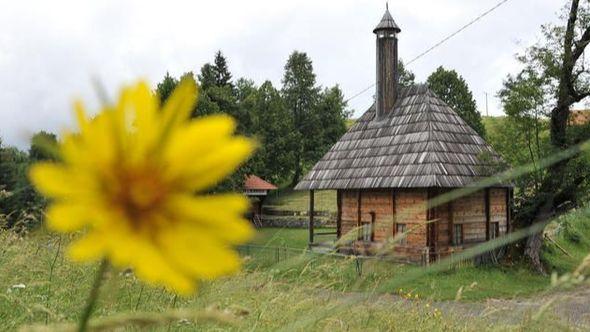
(0, 0, 563, 148)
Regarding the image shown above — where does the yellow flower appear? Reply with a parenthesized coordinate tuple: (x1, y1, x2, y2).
(29, 79, 255, 295)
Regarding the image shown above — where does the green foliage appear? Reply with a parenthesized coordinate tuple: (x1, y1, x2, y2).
(155, 72, 178, 104)
(281, 51, 349, 186)
(496, 2, 590, 241)
(213, 50, 233, 88)
(491, 70, 551, 193)
(197, 63, 217, 91)
(484, 116, 550, 198)
(154, 50, 350, 190)
(542, 204, 590, 274)
(427, 66, 486, 137)
(514, 2, 590, 111)
(398, 59, 416, 87)
(247, 81, 296, 185)
(281, 51, 322, 185)
(0, 134, 50, 228)
(29, 131, 58, 162)
(316, 86, 350, 158)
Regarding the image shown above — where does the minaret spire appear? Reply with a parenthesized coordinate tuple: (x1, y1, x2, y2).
(373, 6, 401, 120)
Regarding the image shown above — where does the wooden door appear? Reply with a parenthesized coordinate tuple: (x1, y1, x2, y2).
(427, 222, 436, 261)
(426, 189, 437, 261)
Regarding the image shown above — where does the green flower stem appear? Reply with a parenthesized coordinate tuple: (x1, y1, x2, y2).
(78, 259, 109, 332)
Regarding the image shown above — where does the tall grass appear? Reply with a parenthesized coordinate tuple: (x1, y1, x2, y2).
(0, 226, 586, 330)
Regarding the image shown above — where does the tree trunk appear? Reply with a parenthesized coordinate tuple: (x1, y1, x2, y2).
(291, 161, 302, 188)
(524, 0, 581, 273)
(525, 233, 546, 275)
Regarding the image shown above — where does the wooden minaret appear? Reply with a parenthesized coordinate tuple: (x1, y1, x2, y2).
(374, 4, 401, 120)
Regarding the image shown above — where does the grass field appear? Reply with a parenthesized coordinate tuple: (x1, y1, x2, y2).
(265, 189, 336, 213)
(247, 228, 549, 301)
(0, 229, 567, 331)
(542, 205, 590, 273)
(251, 227, 323, 248)
(3, 205, 590, 330)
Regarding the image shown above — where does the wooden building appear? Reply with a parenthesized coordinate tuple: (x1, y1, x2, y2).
(294, 7, 512, 262)
(244, 175, 277, 226)
(569, 109, 590, 126)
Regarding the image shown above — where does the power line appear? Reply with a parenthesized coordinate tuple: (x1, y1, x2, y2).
(345, 0, 512, 104)
(406, 0, 511, 66)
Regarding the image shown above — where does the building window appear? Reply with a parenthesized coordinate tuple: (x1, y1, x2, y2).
(490, 222, 500, 239)
(359, 212, 376, 242)
(361, 222, 373, 242)
(396, 223, 407, 245)
(453, 224, 463, 246)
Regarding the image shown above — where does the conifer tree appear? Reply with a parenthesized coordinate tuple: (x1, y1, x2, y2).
(155, 72, 179, 104)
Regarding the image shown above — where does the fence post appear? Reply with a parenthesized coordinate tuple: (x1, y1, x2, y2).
(355, 257, 363, 277)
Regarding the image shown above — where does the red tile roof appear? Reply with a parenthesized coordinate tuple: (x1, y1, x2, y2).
(244, 175, 278, 190)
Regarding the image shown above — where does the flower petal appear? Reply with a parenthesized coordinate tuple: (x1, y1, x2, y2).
(159, 229, 242, 280)
(166, 194, 253, 244)
(163, 114, 236, 169)
(127, 81, 159, 162)
(110, 235, 195, 295)
(74, 100, 90, 134)
(29, 163, 95, 199)
(68, 232, 108, 262)
(182, 137, 255, 191)
(45, 203, 91, 232)
(160, 78, 198, 135)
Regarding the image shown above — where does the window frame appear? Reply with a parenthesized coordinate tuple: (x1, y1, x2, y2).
(360, 221, 373, 242)
(490, 222, 500, 239)
(359, 212, 376, 243)
(453, 224, 464, 246)
(395, 223, 407, 245)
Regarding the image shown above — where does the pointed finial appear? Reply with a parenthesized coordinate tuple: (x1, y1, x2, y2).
(373, 3, 401, 34)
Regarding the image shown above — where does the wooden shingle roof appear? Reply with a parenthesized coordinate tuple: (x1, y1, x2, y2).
(295, 85, 509, 191)
(373, 7, 401, 33)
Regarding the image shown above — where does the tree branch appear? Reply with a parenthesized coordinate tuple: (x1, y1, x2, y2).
(572, 89, 590, 102)
(572, 26, 590, 62)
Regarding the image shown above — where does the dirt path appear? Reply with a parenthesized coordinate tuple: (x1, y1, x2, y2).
(447, 286, 590, 327)
(315, 286, 590, 329)
(425, 286, 590, 328)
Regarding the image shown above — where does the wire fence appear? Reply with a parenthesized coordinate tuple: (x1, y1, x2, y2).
(237, 243, 485, 274)
(237, 244, 308, 268)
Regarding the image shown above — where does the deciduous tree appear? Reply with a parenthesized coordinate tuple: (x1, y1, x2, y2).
(281, 51, 321, 186)
(427, 66, 486, 137)
(506, 0, 590, 273)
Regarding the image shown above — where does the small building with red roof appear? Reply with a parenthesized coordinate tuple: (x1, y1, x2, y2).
(243, 175, 278, 225)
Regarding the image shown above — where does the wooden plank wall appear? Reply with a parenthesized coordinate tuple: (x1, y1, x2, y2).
(362, 190, 393, 241)
(490, 188, 508, 234)
(394, 190, 428, 246)
(452, 190, 486, 244)
(341, 190, 359, 237)
(436, 202, 451, 249)
(338, 188, 509, 260)
(340, 190, 394, 241)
